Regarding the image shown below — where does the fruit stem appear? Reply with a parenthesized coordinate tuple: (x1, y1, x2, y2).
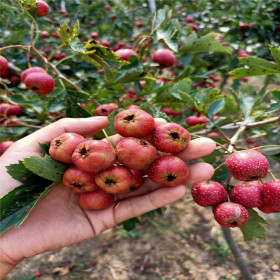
(214, 162, 225, 173)
(102, 129, 114, 148)
(251, 145, 280, 150)
(191, 133, 230, 153)
(268, 170, 277, 182)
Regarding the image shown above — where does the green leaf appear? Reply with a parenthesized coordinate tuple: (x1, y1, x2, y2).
(23, 156, 68, 182)
(58, 21, 72, 46)
(156, 21, 179, 52)
(152, 9, 166, 31)
(269, 46, 280, 66)
(230, 56, 280, 79)
(208, 99, 225, 119)
(239, 93, 255, 119)
(6, 161, 36, 183)
(38, 143, 50, 156)
(0, 180, 57, 235)
(154, 112, 171, 122)
(66, 98, 92, 118)
(0, 127, 30, 140)
(240, 209, 268, 241)
(120, 217, 141, 231)
(268, 152, 280, 163)
(266, 90, 280, 113)
(180, 33, 232, 54)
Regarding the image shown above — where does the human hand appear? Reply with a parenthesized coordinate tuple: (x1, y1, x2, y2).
(0, 116, 216, 277)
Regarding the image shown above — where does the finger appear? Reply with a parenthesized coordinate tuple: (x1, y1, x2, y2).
(154, 118, 167, 126)
(12, 117, 108, 151)
(184, 162, 214, 185)
(102, 134, 124, 147)
(176, 137, 216, 161)
(116, 162, 214, 200)
(112, 185, 187, 226)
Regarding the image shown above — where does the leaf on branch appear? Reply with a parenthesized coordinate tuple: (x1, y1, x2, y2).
(17, 0, 37, 17)
(208, 99, 225, 119)
(229, 55, 280, 80)
(240, 209, 268, 241)
(38, 143, 50, 156)
(180, 32, 232, 54)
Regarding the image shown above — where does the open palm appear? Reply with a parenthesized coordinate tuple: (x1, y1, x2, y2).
(0, 116, 216, 277)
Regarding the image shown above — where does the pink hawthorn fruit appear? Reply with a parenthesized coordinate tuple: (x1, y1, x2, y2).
(25, 72, 55, 94)
(152, 123, 190, 153)
(161, 108, 179, 117)
(90, 21, 96, 26)
(186, 115, 209, 126)
(151, 49, 176, 68)
(41, 31, 49, 38)
(105, 4, 111, 11)
(191, 181, 228, 207)
(63, 166, 99, 193)
(213, 202, 249, 228)
(95, 165, 133, 194)
(49, 132, 85, 163)
(135, 21, 144, 28)
(0, 56, 8, 75)
(118, 169, 144, 194)
(258, 202, 280, 214)
(185, 16, 194, 23)
(237, 50, 248, 58)
(114, 108, 155, 138)
(100, 40, 110, 47)
(21, 67, 46, 83)
(229, 181, 263, 208)
(148, 156, 189, 187)
(90, 32, 99, 39)
(115, 49, 138, 61)
(110, 14, 117, 20)
(72, 140, 116, 173)
(261, 179, 280, 206)
(225, 150, 269, 181)
(0, 141, 14, 156)
(95, 104, 115, 116)
(115, 137, 158, 170)
(36, 1, 49, 17)
(0, 104, 22, 117)
(77, 189, 114, 210)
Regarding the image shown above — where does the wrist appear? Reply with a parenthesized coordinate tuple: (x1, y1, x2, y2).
(0, 259, 20, 278)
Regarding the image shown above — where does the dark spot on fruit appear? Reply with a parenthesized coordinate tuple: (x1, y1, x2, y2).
(230, 221, 238, 226)
(129, 186, 137, 191)
(167, 174, 176, 182)
(55, 140, 62, 147)
(139, 140, 148, 146)
(124, 114, 134, 121)
(72, 183, 84, 189)
(170, 132, 180, 140)
(248, 175, 259, 181)
(31, 86, 39, 90)
(105, 178, 116, 186)
(80, 147, 89, 157)
(102, 109, 107, 112)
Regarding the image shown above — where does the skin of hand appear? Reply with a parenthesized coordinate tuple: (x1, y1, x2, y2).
(0, 116, 216, 277)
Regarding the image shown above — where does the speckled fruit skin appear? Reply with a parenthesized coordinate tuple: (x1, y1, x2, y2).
(115, 137, 158, 170)
(191, 181, 228, 207)
(77, 189, 114, 210)
(152, 123, 190, 153)
(25, 73, 55, 94)
(0, 56, 8, 75)
(0, 141, 14, 156)
(49, 133, 85, 163)
(36, 1, 49, 17)
(151, 49, 176, 68)
(72, 140, 116, 173)
(114, 108, 155, 138)
(95, 165, 133, 194)
(258, 202, 280, 214)
(213, 202, 249, 228)
(262, 179, 280, 206)
(63, 166, 99, 193)
(229, 181, 263, 208)
(225, 150, 269, 181)
(115, 49, 138, 61)
(21, 67, 46, 83)
(0, 104, 22, 117)
(148, 156, 189, 187)
(95, 104, 115, 116)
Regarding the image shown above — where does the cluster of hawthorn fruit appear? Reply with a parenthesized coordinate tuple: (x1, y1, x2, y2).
(49, 108, 190, 210)
(48, 107, 280, 228)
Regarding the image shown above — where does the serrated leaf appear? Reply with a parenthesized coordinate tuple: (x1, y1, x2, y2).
(152, 9, 166, 31)
(23, 156, 68, 182)
(230, 56, 280, 79)
(0, 180, 58, 235)
(66, 98, 92, 118)
(17, 0, 37, 17)
(154, 112, 171, 122)
(187, 123, 208, 132)
(58, 22, 72, 46)
(240, 93, 255, 119)
(0, 127, 30, 140)
(240, 209, 268, 241)
(180, 33, 232, 54)
(156, 22, 179, 52)
(208, 99, 225, 119)
(6, 161, 36, 183)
